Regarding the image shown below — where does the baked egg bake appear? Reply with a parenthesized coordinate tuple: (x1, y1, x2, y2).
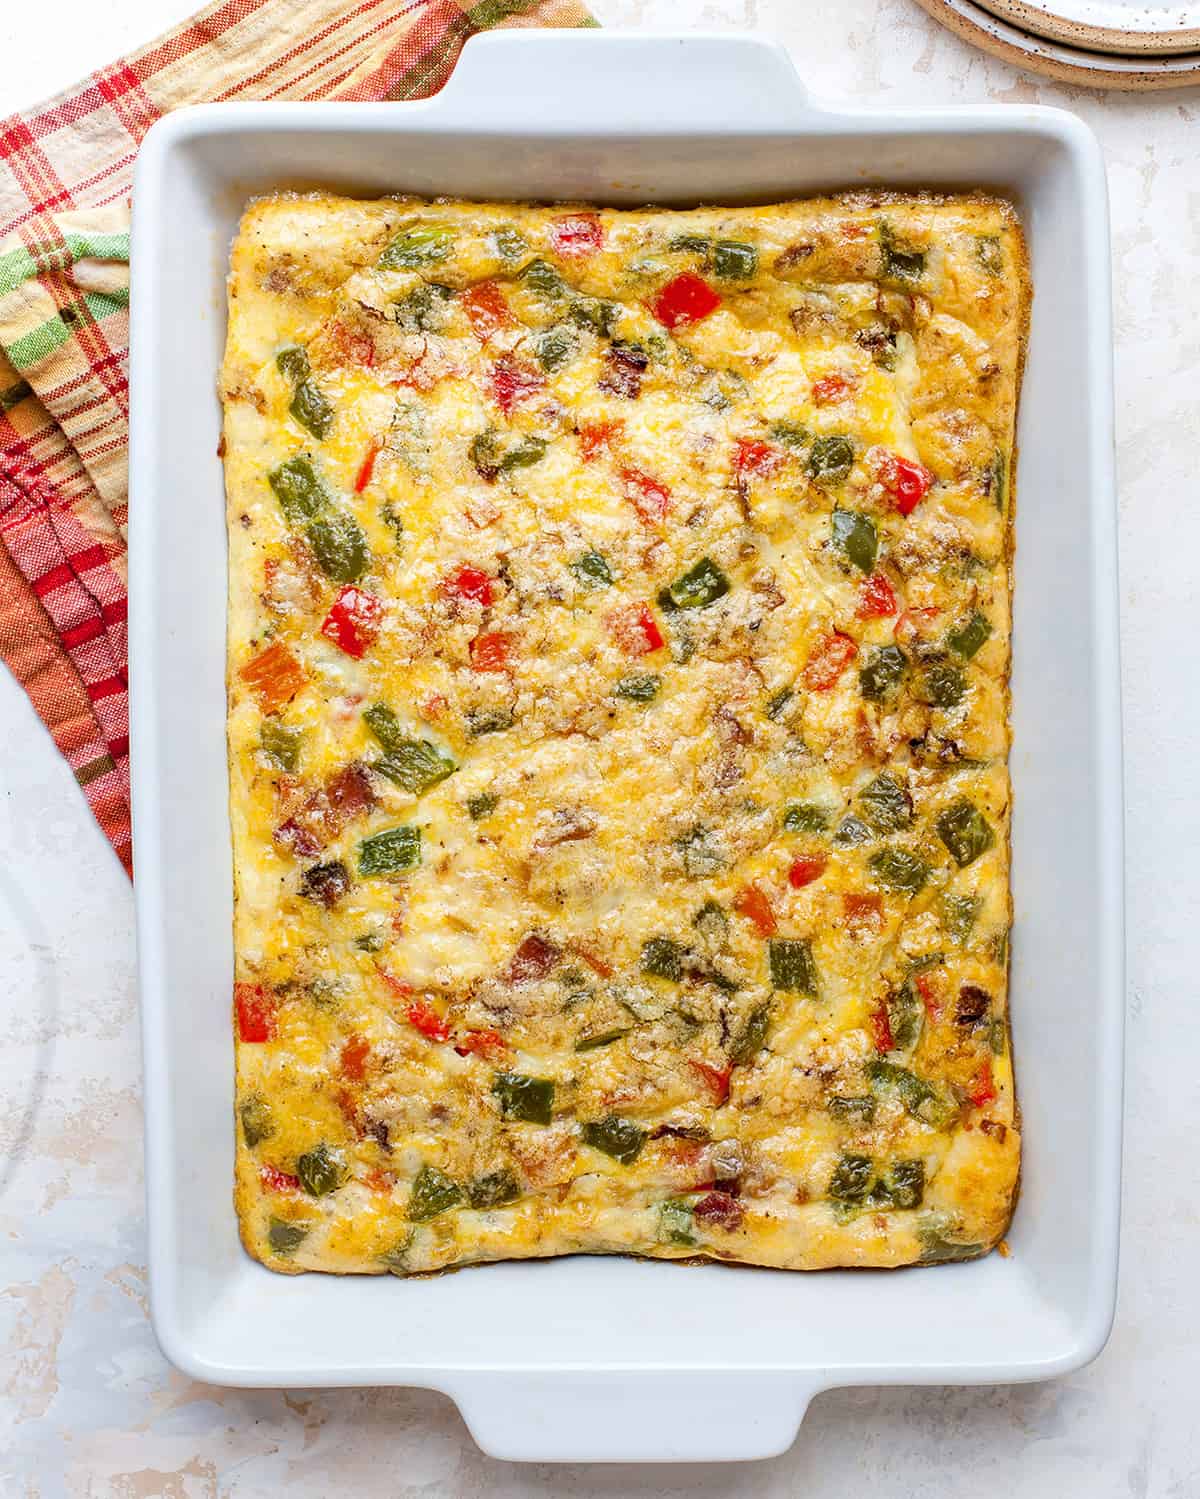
(221, 191, 1027, 1275)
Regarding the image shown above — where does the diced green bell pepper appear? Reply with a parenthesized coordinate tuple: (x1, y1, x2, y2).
(570, 550, 614, 589)
(868, 847, 930, 895)
(834, 815, 872, 847)
(379, 223, 453, 270)
(662, 557, 730, 609)
(492, 226, 527, 263)
(466, 709, 514, 738)
(828, 1094, 876, 1124)
(858, 772, 912, 832)
(936, 799, 995, 867)
(574, 1028, 630, 1053)
(768, 938, 818, 994)
(374, 739, 456, 795)
(275, 344, 310, 383)
(947, 611, 992, 660)
(297, 1142, 345, 1197)
(613, 674, 661, 702)
(941, 892, 981, 945)
(829, 1152, 873, 1203)
(407, 1164, 462, 1221)
(239, 1093, 274, 1147)
(641, 937, 685, 981)
(831, 508, 878, 573)
(921, 661, 966, 709)
(306, 508, 369, 584)
(289, 380, 334, 441)
(867, 1058, 959, 1129)
(976, 235, 1003, 275)
(713, 239, 758, 280)
(268, 1218, 308, 1255)
(260, 718, 303, 772)
(467, 792, 499, 820)
(765, 686, 794, 720)
(730, 1001, 772, 1063)
(658, 1197, 698, 1246)
(582, 1116, 647, 1165)
(871, 1158, 925, 1209)
(808, 434, 855, 483)
(859, 644, 906, 702)
(783, 802, 830, 834)
(358, 825, 421, 875)
(533, 324, 576, 371)
(492, 1071, 555, 1125)
(769, 420, 810, 450)
(467, 1169, 520, 1209)
(519, 258, 566, 296)
(269, 454, 327, 525)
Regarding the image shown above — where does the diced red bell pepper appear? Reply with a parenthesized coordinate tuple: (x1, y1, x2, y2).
(650, 271, 721, 330)
(469, 630, 514, 672)
(620, 466, 672, 524)
(238, 642, 305, 714)
(325, 320, 376, 368)
(811, 372, 855, 405)
(605, 602, 665, 656)
(320, 585, 383, 659)
(857, 571, 898, 619)
(843, 892, 883, 927)
(354, 438, 382, 493)
(406, 1000, 449, 1043)
(733, 883, 777, 937)
(507, 933, 561, 984)
(788, 855, 828, 889)
(876, 450, 933, 516)
(733, 437, 784, 479)
(260, 1164, 301, 1193)
(490, 354, 545, 415)
(460, 279, 513, 340)
(549, 211, 603, 258)
(376, 968, 413, 999)
(803, 631, 858, 691)
(968, 1058, 998, 1107)
(454, 1029, 509, 1060)
(363, 1167, 396, 1194)
(689, 1059, 732, 1106)
(893, 606, 940, 650)
(442, 564, 497, 607)
(578, 418, 623, 461)
(569, 939, 615, 978)
(693, 1191, 743, 1231)
(915, 971, 942, 1022)
(340, 1033, 371, 1081)
(236, 983, 277, 1044)
(868, 1001, 894, 1054)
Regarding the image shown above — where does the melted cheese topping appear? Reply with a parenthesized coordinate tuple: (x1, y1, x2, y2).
(223, 193, 1027, 1275)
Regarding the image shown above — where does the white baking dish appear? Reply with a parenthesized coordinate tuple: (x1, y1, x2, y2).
(128, 30, 1123, 1463)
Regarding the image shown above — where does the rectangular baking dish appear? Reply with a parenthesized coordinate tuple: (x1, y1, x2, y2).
(129, 30, 1123, 1463)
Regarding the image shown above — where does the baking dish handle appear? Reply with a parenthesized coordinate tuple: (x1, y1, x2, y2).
(445, 1369, 820, 1463)
(434, 30, 816, 131)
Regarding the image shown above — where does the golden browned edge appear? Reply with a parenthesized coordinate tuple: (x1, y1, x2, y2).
(225, 188, 1031, 1277)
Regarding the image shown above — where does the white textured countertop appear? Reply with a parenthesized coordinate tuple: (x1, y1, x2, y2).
(2, 1, 1194, 1492)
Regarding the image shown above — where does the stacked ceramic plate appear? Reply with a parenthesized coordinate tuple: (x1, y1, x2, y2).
(915, 0, 1200, 86)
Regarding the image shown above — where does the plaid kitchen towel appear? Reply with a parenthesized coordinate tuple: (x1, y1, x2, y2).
(0, 0, 595, 877)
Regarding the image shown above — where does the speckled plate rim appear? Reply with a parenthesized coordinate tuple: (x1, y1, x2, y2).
(915, 0, 1200, 87)
(978, 0, 1200, 55)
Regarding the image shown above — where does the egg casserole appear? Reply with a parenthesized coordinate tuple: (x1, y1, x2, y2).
(222, 192, 1027, 1275)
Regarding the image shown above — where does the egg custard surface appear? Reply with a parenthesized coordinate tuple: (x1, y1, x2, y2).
(222, 192, 1027, 1275)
